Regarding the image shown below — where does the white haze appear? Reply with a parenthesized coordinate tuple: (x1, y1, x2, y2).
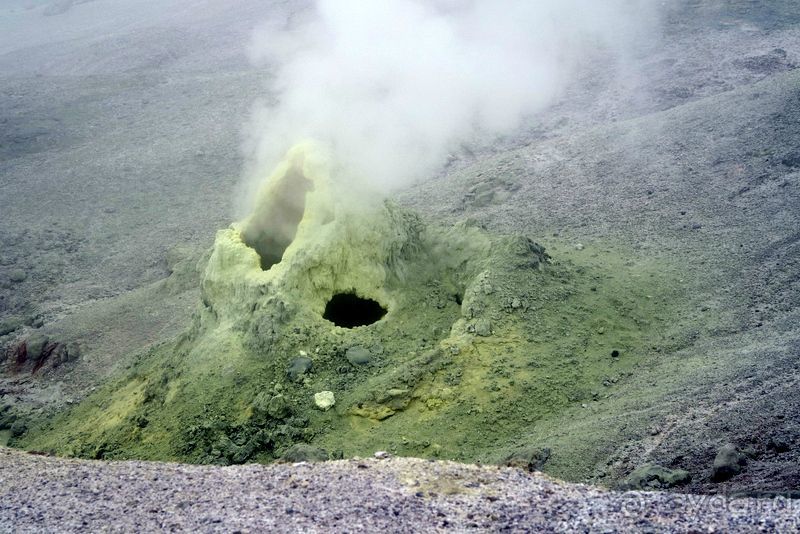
(241, 0, 661, 205)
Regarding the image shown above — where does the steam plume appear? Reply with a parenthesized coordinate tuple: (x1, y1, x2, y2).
(240, 0, 660, 207)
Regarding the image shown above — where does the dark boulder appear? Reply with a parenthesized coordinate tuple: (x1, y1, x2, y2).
(498, 446, 551, 472)
(286, 357, 312, 381)
(280, 443, 329, 463)
(345, 346, 371, 366)
(619, 464, 691, 490)
(712, 443, 747, 482)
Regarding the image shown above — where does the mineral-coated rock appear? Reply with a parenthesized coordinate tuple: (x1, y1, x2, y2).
(345, 346, 371, 365)
(314, 391, 335, 411)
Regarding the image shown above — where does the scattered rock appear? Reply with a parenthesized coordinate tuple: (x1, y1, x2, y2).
(0, 405, 16, 430)
(345, 346, 371, 366)
(712, 443, 747, 482)
(280, 443, 329, 463)
(379, 388, 411, 410)
(471, 319, 492, 337)
(462, 179, 518, 208)
(474, 319, 492, 337)
(374, 451, 392, 459)
(25, 333, 49, 362)
(8, 270, 26, 283)
(65, 342, 80, 362)
(267, 394, 291, 419)
(251, 392, 272, 414)
(9, 419, 27, 438)
(314, 391, 335, 411)
(619, 464, 691, 490)
(287, 356, 313, 381)
(0, 317, 22, 336)
(735, 48, 795, 74)
(504, 236, 549, 269)
(498, 446, 551, 472)
(782, 152, 800, 168)
(767, 437, 790, 454)
(252, 393, 290, 420)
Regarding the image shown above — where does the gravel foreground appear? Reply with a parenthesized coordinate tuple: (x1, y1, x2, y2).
(0, 448, 797, 533)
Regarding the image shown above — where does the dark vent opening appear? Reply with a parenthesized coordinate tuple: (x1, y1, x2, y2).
(242, 166, 313, 271)
(323, 293, 387, 328)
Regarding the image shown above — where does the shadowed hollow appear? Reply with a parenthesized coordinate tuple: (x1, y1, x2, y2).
(323, 293, 388, 328)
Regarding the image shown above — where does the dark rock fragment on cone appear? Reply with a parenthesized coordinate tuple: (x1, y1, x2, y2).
(287, 356, 312, 382)
(252, 392, 291, 420)
(498, 446, 551, 472)
(712, 443, 747, 482)
(25, 333, 48, 362)
(280, 443, 329, 463)
(619, 464, 691, 490)
(345, 346, 371, 365)
(0, 317, 23, 336)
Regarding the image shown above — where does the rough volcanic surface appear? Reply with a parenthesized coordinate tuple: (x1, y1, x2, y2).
(0, 448, 798, 533)
(2, 0, 800, 531)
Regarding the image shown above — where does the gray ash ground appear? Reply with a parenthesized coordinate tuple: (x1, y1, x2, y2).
(1, 0, 800, 530)
(1, 448, 798, 533)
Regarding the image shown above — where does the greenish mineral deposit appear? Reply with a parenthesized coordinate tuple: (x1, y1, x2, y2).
(17, 143, 686, 477)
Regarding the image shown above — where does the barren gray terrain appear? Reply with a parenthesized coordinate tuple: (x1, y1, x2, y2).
(2, 448, 799, 532)
(1, 0, 800, 531)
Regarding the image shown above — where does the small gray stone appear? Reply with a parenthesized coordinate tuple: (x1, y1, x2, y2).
(266, 394, 290, 419)
(712, 443, 747, 482)
(9, 419, 27, 438)
(65, 342, 81, 361)
(287, 357, 313, 381)
(25, 333, 49, 362)
(280, 443, 329, 463)
(251, 392, 270, 412)
(474, 319, 492, 337)
(0, 406, 16, 430)
(8, 270, 26, 283)
(498, 446, 551, 472)
(252, 392, 290, 420)
(619, 464, 691, 490)
(0, 317, 22, 336)
(767, 437, 790, 454)
(345, 346, 371, 365)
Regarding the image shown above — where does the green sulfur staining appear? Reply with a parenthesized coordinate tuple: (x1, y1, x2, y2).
(16, 143, 686, 474)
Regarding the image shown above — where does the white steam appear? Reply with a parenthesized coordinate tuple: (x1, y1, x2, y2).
(241, 0, 660, 204)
